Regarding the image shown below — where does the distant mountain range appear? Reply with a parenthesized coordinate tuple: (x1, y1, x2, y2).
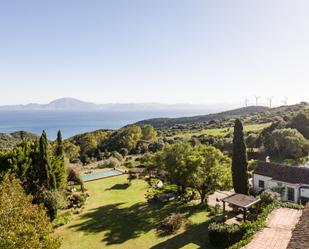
(0, 97, 234, 112)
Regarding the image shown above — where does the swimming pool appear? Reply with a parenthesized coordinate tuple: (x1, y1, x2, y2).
(82, 169, 124, 182)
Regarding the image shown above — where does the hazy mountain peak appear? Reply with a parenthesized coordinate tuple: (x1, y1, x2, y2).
(47, 98, 96, 109)
(0, 98, 231, 112)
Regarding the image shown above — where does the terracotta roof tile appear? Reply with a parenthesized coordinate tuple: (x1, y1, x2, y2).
(287, 204, 309, 249)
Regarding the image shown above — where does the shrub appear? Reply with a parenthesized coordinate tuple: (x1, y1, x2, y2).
(208, 223, 245, 248)
(99, 157, 120, 168)
(124, 161, 133, 168)
(260, 190, 280, 206)
(67, 165, 84, 187)
(112, 151, 123, 161)
(161, 213, 185, 233)
(209, 204, 222, 216)
(248, 160, 258, 171)
(145, 183, 178, 202)
(148, 178, 161, 188)
(68, 192, 87, 208)
(119, 148, 129, 157)
(35, 189, 68, 221)
(53, 210, 72, 228)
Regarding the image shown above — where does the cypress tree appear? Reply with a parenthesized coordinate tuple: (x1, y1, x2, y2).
(53, 130, 66, 188)
(38, 130, 56, 189)
(232, 119, 249, 195)
(55, 130, 63, 157)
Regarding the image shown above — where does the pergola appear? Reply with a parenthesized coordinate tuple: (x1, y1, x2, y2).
(221, 193, 260, 221)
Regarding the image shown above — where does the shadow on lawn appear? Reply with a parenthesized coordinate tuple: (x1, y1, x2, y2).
(150, 218, 219, 249)
(105, 183, 130, 190)
(69, 201, 212, 246)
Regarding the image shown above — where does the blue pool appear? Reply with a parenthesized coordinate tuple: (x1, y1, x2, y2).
(82, 169, 124, 182)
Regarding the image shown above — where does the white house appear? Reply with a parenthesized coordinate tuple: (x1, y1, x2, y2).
(253, 161, 309, 204)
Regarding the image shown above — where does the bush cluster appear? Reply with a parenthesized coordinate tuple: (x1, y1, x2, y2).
(208, 223, 245, 248)
(161, 213, 185, 233)
(98, 157, 120, 169)
(68, 192, 87, 208)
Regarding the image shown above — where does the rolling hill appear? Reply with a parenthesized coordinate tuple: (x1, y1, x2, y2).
(0, 131, 38, 150)
(135, 103, 308, 128)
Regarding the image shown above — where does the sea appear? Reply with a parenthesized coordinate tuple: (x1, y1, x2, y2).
(0, 110, 210, 140)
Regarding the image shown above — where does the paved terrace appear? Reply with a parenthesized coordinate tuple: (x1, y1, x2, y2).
(242, 208, 302, 249)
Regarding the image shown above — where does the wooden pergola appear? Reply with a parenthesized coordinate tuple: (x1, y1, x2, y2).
(221, 193, 260, 221)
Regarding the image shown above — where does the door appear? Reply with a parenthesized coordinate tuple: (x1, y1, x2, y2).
(287, 187, 295, 202)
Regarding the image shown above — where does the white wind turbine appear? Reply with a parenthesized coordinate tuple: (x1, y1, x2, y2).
(244, 98, 249, 107)
(254, 96, 261, 106)
(266, 97, 273, 108)
(281, 98, 288, 105)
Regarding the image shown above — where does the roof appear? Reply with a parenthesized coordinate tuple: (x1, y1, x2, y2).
(221, 193, 260, 208)
(287, 204, 309, 249)
(254, 162, 309, 185)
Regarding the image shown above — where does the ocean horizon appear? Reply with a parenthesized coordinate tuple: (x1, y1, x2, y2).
(0, 110, 210, 139)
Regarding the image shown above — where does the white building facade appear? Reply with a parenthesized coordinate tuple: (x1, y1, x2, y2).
(253, 162, 309, 204)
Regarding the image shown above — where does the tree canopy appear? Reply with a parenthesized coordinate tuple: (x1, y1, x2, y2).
(266, 128, 308, 159)
(0, 172, 61, 249)
(153, 141, 232, 203)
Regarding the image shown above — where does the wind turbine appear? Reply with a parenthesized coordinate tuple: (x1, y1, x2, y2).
(254, 96, 261, 106)
(281, 98, 288, 106)
(266, 97, 273, 108)
(244, 98, 249, 107)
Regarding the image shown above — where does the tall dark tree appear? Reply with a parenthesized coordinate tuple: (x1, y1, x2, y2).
(53, 130, 66, 188)
(232, 119, 249, 195)
(38, 130, 56, 189)
(55, 130, 64, 157)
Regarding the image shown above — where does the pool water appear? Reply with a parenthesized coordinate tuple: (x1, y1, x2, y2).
(82, 169, 124, 182)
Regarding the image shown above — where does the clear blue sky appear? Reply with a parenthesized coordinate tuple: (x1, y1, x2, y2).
(0, 0, 308, 106)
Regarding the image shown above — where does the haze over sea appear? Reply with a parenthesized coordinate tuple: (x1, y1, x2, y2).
(0, 110, 211, 140)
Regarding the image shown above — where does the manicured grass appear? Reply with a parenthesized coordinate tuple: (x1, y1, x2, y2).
(56, 175, 217, 249)
(173, 123, 271, 139)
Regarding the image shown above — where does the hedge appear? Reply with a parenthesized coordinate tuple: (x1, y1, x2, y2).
(228, 201, 303, 249)
(208, 201, 303, 249)
(208, 223, 245, 248)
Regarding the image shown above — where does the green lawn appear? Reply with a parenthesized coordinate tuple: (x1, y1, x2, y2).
(173, 123, 271, 139)
(56, 175, 217, 249)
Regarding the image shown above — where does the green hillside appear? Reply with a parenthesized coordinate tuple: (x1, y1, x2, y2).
(0, 131, 38, 150)
(135, 103, 308, 128)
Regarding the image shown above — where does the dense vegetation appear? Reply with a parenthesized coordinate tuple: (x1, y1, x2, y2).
(146, 142, 232, 203)
(0, 173, 61, 249)
(0, 130, 69, 220)
(57, 102, 308, 165)
(0, 102, 308, 248)
(1, 103, 307, 166)
(135, 105, 270, 128)
(135, 103, 307, 129)
(0, 131, 38, 150)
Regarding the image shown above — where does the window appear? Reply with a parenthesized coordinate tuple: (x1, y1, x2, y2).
(258, 180, 265, 189)
(287, 187, 295, 202)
